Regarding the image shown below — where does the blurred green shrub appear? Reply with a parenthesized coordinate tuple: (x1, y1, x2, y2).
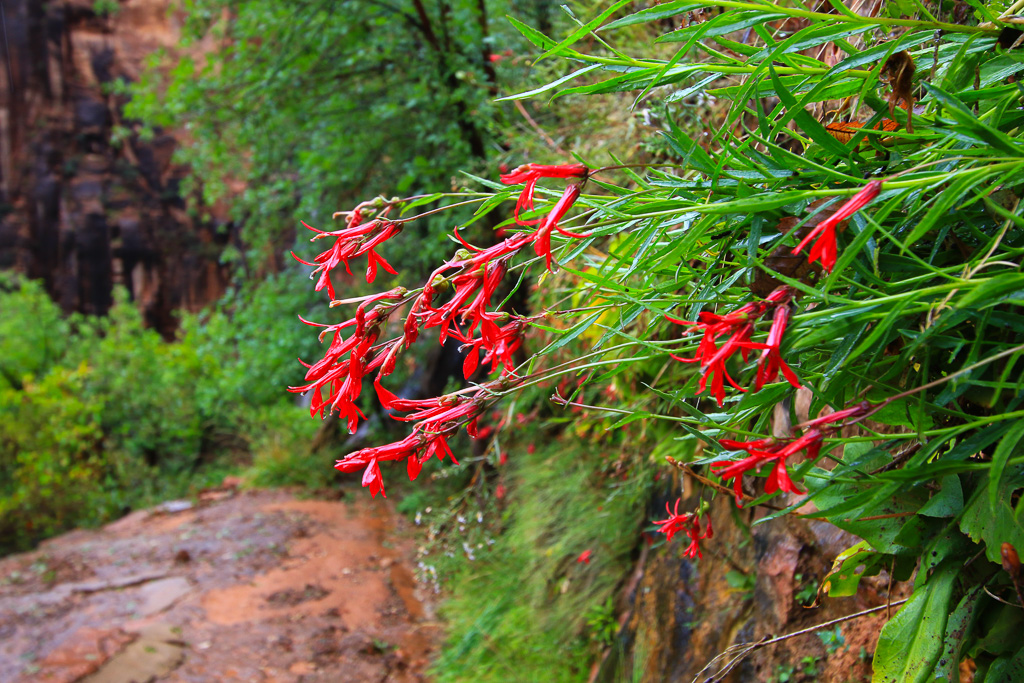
(0, 273, 70, 389)
(0, 365, 104, 551)
(244, 404, 328, 489)
(179, 269, 328, 421)
(67, 291, 206, 476)
(0, 270, 332, 553)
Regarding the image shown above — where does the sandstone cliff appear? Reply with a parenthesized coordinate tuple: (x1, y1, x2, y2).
(0, 0, 228, 334)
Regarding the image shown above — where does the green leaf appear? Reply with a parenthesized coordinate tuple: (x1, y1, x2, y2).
(398, 193, 445, 216)
(961, 465, 1024, 565)
(933, 586, 983, 682)
(505, 15, 558, 50)
(659, 10, 788, 43)
(989, 421, 1024, 513)
(805, 476, 925, 553)
(845, 297, 914, 366)
(924, 82, 1024, 156)
(871, 562, 958, 683)
(696, 190, 810, 214)
(825, 30, 934, 76)
(768, 65, 852, 160)
(602, 1, 703, 30)
(538, 311, 605, 355)
(901, 168, 1004, 249)
(918, 475, 964, 518)
(497, 65, 602, 102)
(662, 116, 714, 174)
(748, 22, 872, 61)
(607, 410, 653, 430)
(979, 602, 1024, 653)
(820, 541, 888, 597)
(979, 652, 1024, 683)
(537, 0, 634, 61)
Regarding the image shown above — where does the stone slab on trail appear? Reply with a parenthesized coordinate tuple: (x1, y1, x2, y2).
(80, 623, 185, 683)
(136, 577, 193, 617)
(0, 489, 439, 683)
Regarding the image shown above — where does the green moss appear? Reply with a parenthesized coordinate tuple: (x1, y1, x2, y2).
(431, 434, 654, 682)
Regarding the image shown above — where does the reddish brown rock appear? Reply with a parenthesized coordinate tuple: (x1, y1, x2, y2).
(18, 627, 136, 683)
(0, 0, 231, 334)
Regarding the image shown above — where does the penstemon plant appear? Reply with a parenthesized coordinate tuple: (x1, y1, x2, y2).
(294, 1, 1024, 679)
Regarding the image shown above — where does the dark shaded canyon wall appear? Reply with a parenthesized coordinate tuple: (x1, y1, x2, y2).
(0, 0, 230, 333)
(594, 484, 896, 683)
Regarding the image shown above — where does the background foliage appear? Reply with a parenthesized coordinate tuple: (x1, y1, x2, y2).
(120, 0, 550, 269)
(0, 271, 325, 552)
(2, 0, 582, 549)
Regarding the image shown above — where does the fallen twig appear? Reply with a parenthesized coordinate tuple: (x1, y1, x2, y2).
(693, 598, 909, 683)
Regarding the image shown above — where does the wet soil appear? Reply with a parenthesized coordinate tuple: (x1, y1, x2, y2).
(0, 489, 440, 683)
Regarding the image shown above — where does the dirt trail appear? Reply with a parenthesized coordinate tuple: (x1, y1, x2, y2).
(0, 489, 440, 682)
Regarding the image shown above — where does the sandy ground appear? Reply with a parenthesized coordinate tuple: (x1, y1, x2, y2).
(0, 488, 441, 683)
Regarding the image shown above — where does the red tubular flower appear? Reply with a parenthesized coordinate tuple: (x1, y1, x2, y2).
(792, 180, 882, 272)
(696, 322, 763, 406)
(336, 431, 428, 498)
(668, 287, 796, 404)
(459, 233, 533, 265)
(336, 449, 396, 498)
(339, 378, 518, 496)
(754, 304, 801, 391)
(290, 289, 405, 431)
(714, 431, 824, 505)
(531, 184, 588, 271)
(336, 427, 453, 498)
(403, 264, 451, 346)
(455, 315, 527, 378)
(500, 163, 589, 226)
(365, 337, 404, 380)
(458, 258, 509, 336)
(653, 499, 713, 559)
(290, 314, 377, 426)
(685, 514, 713, 559)
(418, 255, 508, 344)
(668, 287, 786, 364)
(374, 377, 449, 414)
(292, 218, 402, 297)
(801, 400, 874, 429)
(653, 499, 689, 542)
(392, 393, 477, 426)
(362, 460, 385, 498)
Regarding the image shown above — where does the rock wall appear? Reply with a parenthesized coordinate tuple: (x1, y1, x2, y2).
(595, 487, 894, 683)
(0, 0, 230, 334)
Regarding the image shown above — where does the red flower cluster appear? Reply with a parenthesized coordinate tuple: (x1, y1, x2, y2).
(418, 254, 513, 345)
(500, 163, 590, 270)
(289, 288, 406, 431)
(714, 434, 819, 504)
(792, 180, 882, 272)
(397, 246, 532, 379)
(714, 401, 874, 505)
(297, 164, 592, 496)
(654, 499, 713, 559)
(292, 210, 401, 298)
(337, 381, 506, 497)
(500, 163, 588, 225)
(668, 286, 799, 405)
(454, 315, 528, 378)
